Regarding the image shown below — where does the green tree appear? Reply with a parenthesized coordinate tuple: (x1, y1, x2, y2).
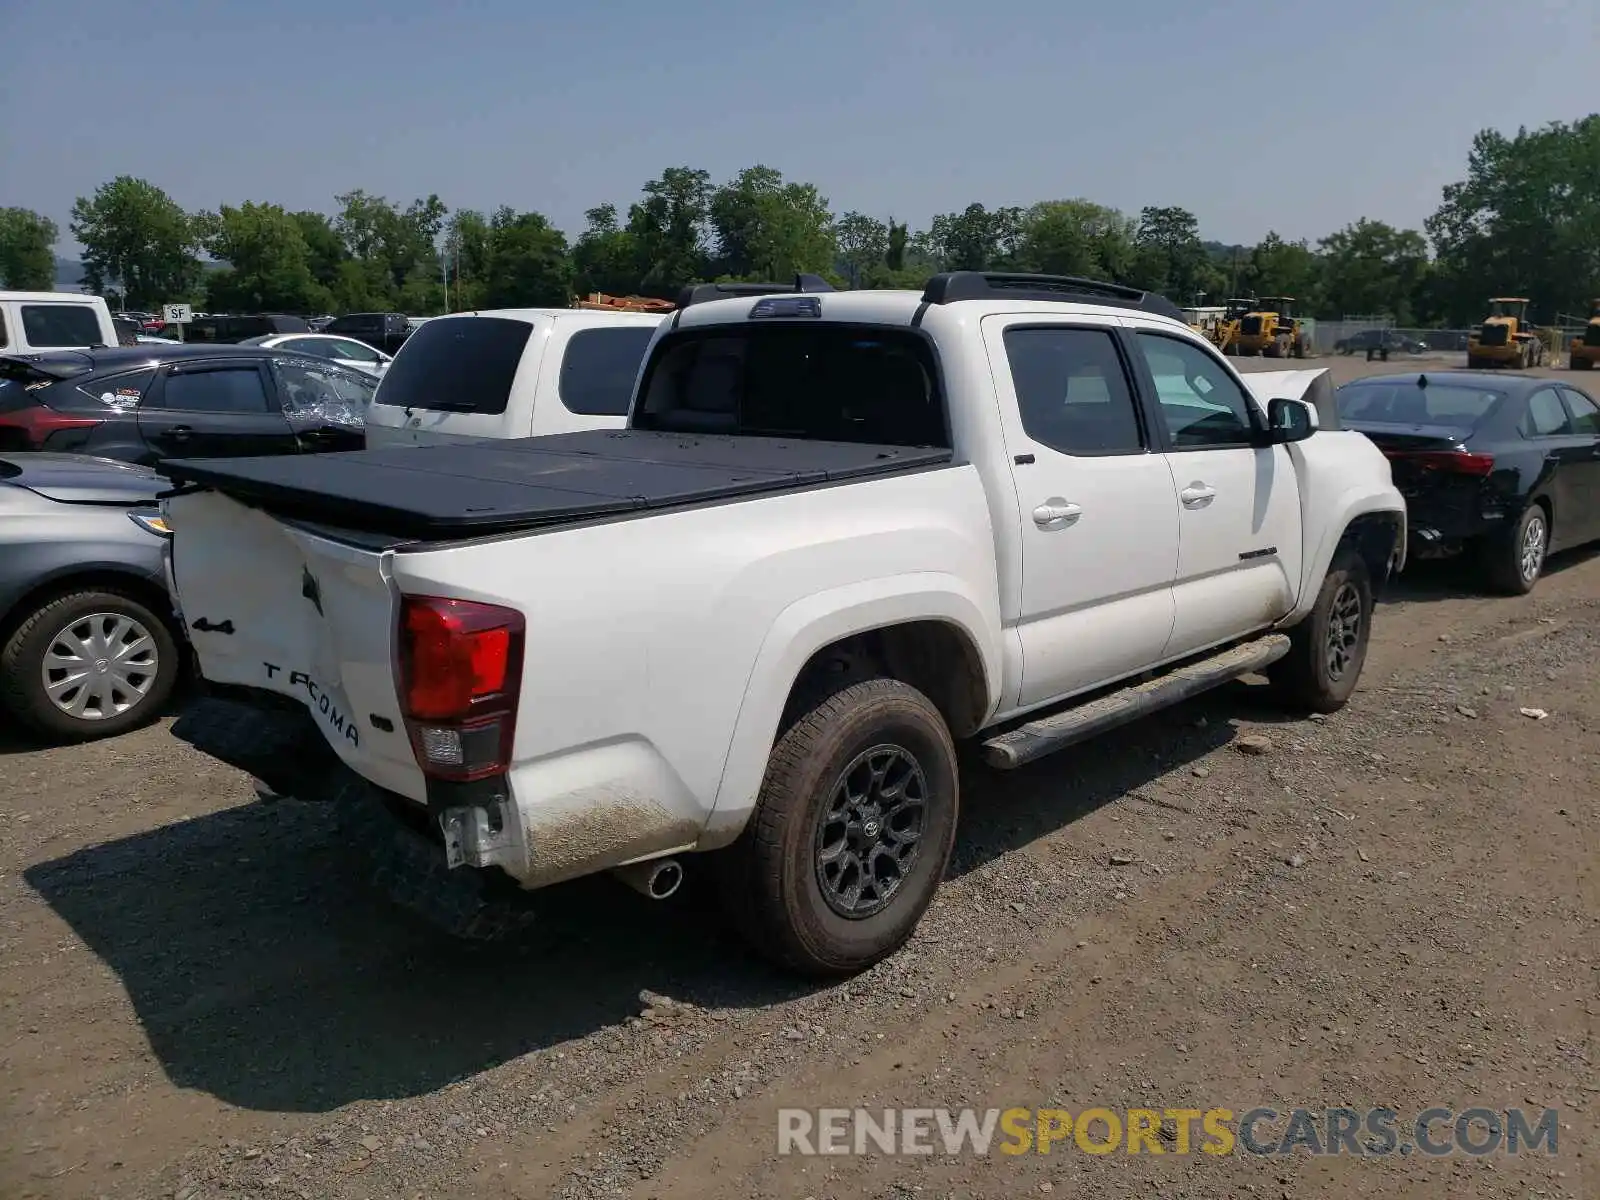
(627, 166, 713, 292)
(481, 207, 572, 308)
(333, 190, 448, 312)
(0, 208, 59, 290)
(202, 201, 329, 313)
(834, 212, 888, 288)
(69, 177, 203, 309)
(291, 211, 347, 302)
(885, 219, 909, 271)
(571, 204, 639, 297)
(1426, 116, 1600, 324)
(1014, 200, 1137, 280)
(1317, 219, 1429, 323)
(442, 209, 493, 310)
(1131, 206, 1217, 302)
(708, 165, 836, 281)
(1243, 232, 1325, 312)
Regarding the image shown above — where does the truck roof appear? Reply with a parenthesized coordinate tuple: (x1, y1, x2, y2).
(668, 281, 1196, 339)
(445, 307, 666, 325)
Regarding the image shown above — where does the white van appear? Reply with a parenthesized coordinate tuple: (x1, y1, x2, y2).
(364, 308, 666, 447)
(0, 291, 119, 354)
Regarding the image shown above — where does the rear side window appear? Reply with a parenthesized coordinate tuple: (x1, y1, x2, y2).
(558, 326, 655, 416)
(76, 367, 158, 410)
(1564, 389, 1600, 435)
(634, 325, 946, 447)
(374, 316, 531, 415)
(1522, 388, 1571, 437)
(20, 305, 105, 348)
(1003, 327, 1144, 456)
(160, 366, 272, 413)
(0, 310, 8, 348)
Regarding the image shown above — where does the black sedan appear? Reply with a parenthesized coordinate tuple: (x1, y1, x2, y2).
(0, 454, 182, 742)
(0, 344, 374, 466)
(1337, 371, 1600, 593)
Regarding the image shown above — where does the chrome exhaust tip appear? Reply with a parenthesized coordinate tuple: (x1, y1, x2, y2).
(612, 857, 684, 900)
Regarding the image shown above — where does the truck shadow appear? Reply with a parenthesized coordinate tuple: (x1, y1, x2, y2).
(24, 692, 1253, 1114)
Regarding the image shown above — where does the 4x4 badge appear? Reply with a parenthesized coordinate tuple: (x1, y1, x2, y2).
(301, 566, 323, 616)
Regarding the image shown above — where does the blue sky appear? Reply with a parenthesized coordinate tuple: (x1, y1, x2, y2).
(3, 0, 1595, 255)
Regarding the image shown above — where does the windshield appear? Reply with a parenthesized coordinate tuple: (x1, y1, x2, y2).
(1336, 381, 1504, 430)
(633, 324, 948, 447)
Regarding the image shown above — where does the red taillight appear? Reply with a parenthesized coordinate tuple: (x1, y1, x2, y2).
(1382, 450, 1495, 477)
(0, 404, 103, 450)
(398, 595, 524, 781)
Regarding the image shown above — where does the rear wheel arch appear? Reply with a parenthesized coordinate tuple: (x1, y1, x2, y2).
(782, 619, 991, 739)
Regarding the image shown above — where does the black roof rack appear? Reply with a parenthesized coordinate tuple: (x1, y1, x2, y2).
(920, 272, 1185, 321)
(676, 274, 835, 309)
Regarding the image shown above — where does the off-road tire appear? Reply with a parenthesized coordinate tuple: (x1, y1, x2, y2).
(1480, 503, 1548, 596)
(716, 678, 958, 977)
(0, 589, 180, 742)
(1467, 354, 1485, 369)
(1268, 549, 1372, 714)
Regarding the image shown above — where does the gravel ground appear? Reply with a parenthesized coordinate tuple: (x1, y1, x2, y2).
(2, 357, 1596, 1200)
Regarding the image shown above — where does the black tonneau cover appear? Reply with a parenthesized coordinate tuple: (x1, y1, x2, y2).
(161, 429, 954, 541)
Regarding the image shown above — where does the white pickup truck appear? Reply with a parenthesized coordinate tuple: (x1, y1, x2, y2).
(161, 272, 1405, 977)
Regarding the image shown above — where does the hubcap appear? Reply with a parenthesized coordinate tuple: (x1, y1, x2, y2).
(39, 612, 160, 721)
(814, 744, 928, 919)
(1519, 514, 1547, 583)
(1324, 582, 1363, 681)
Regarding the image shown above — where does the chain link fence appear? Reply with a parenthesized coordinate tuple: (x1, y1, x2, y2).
(1305, 319, 1590, 364)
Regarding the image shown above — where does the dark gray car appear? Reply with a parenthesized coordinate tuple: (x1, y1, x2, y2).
(0, 454, 181, 742)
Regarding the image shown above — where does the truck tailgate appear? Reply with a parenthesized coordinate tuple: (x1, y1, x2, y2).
(165, 489, 426, 802)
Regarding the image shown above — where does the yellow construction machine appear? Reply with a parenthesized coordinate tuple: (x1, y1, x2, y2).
(1568, 299, 1600, 371)
(1466, 297, 1546, 368)
(1211, 298, 1253, 355)
(1233, 296, 1313, 358)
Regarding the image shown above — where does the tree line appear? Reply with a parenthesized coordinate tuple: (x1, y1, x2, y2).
(1, 115, 1594, 327)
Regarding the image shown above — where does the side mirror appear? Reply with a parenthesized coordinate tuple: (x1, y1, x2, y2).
(1263, 396, 1317, 444)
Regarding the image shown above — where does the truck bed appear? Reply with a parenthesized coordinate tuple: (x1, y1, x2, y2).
(160, 429, 954, 540)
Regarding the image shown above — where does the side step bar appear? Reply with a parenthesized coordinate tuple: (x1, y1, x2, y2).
(981, 634, 1292, 770)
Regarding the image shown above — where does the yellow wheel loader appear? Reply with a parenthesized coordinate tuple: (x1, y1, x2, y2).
(1568, 299, 1600, 371)
(1466, 297, 1545, 369)
(1233, 297, 1313, 358)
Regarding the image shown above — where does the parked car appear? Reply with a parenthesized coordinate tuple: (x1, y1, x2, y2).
(238, 332, 393, 377)
(112, 318, 142, 347)
(1338, 371, 1600, 593)
(162, 271, 1406, 976)
(364, 308, 666, 446)
(182, 313, 312, 343)
(0, 291, 118, 354)
(0, 453, 182, 741)
(0, 344, 374, 465)
(321, 312, 414, 355)
(1333, 329, 1428, 356)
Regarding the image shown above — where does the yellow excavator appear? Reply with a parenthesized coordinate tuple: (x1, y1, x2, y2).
(1466, 297, 1546, 368)
(1233, 297, 1313, 358)
(1568, 299, 1600, 371)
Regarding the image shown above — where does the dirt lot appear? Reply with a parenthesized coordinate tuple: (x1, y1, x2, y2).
(2, 352, 1596, 1200)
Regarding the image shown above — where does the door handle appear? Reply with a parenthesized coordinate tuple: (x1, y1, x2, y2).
(1180, 483, 1216, 507)
(1032, 500, 1082, 529)
(168, 425, 192, 441)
